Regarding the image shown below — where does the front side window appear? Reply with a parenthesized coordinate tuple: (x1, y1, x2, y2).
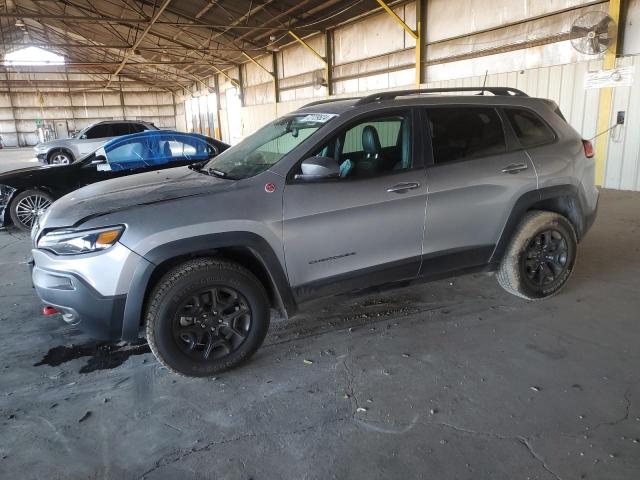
(203, 113, 334, 179)
(426, 107, 506, 164)
(301, 112, 412, 179)
(85, 124, 112, 139)
(104, 132, 214, 171)
(504, 108, 555, 147)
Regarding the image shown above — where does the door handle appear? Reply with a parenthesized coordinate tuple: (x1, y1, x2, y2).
(501, 163, 528, 174)
(386, 182, 420, 193)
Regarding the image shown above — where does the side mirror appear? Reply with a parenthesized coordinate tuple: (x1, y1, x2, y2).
(80, 134, 87, 140)
(295, 156, 340, 181)
(91, 155, 111, 172)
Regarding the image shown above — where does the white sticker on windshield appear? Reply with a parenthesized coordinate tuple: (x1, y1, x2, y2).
(299, 113, 338, 124)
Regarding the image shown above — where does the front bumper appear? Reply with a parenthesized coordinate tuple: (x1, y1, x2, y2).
(31, 243, 150, 341)
(36, 153, 47, 163)
(33, 265, 126, 340)
(0, 205, 8, 227)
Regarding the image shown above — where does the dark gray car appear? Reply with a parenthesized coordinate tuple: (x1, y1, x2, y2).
(31, 87, 599, 377)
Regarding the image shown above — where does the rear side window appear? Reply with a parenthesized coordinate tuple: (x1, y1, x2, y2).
(110, 123, 131, 137)
(426, 107, 506, 164)
(129, 123, 148, 134)
(504, 108, 555, 147)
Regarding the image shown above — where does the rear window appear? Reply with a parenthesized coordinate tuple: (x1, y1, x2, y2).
(426, 107, 506, 164)
(504, 108, 555, 147)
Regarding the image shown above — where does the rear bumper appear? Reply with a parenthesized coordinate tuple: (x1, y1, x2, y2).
(582, 192, 599, 239)
(33, 266, 126, 340)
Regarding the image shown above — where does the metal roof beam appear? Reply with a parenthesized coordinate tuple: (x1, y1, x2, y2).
(106, 0, 174, 88)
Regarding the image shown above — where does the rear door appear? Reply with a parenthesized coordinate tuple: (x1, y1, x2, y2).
(421, 106, 537, 272)
(283, 109, 428, 295)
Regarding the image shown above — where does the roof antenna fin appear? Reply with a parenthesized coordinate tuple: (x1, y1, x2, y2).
(479, 70, 489, 95)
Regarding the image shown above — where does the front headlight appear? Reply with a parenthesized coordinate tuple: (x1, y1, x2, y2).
(37, 225, 125, 256)
(0, 184, 16, 206)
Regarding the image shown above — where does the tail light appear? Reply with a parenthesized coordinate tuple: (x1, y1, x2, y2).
(582, 139, 594, 159)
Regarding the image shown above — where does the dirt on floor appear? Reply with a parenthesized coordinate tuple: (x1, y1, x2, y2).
(0, 189, 639, 479)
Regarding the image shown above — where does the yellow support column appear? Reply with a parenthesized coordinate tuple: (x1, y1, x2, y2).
(374, 0, 420, 86)
(415, 0, 424, 87)
(594, 0, 621, 186)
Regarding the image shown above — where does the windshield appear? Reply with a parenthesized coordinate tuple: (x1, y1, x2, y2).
(203, 113, 336, 179)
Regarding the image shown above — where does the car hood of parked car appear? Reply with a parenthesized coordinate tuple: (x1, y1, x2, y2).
(0, 163, 75, 189)
(40, 166, 237, 229)
(34, 138, 74, 150)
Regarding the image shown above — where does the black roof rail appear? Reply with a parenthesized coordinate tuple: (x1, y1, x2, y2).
(354, 87, 528, 106)
(301, 97, 360, 108)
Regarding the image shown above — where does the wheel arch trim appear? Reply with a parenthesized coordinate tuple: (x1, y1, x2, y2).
(47, 147, 74, 163)
(120, 231, 295, 341)
(491, 184, 588, 264)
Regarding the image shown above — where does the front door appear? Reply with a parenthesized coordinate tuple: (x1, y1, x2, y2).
(283, 109, 427, 297)
(421, 106, 537, 272)
(77, 123, 113, 157)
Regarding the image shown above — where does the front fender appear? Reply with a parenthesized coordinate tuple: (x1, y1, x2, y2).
(0, 189, 19, 227)
(120, 231, 295, 341)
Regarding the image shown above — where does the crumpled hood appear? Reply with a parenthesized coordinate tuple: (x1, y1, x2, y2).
(40, 166, 235, 228)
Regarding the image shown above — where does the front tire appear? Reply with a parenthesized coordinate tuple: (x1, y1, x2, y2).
(48, 150, 73, 165)
(145, 258, 270, 377)
(497, 210, 577, 300)
(9, 189, 54, 231)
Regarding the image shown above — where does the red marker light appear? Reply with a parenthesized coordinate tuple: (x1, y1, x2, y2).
(264, 183, 276, 193)
(43, 306, 59, 316)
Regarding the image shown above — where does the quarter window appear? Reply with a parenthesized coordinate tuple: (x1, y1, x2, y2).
(504, 108, 555, 147)
(426, 107, 506, 164)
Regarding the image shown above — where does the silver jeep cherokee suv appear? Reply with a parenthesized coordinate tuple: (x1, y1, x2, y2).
(31, 87, 599, 377)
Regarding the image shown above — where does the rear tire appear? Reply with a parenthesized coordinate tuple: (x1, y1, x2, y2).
(145, 258, 270, 377)
(497, 210, 577, 300)
(9, 189, 54, 231)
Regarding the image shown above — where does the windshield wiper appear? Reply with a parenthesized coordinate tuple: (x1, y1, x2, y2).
(189, 163, 234, 179)
(206, 168, 228, 178)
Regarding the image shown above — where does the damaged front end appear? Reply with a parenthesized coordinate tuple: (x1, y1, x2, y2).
(0, 184, 17, 227)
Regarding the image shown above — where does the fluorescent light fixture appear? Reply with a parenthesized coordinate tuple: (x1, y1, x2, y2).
(4, 46, 65, 66)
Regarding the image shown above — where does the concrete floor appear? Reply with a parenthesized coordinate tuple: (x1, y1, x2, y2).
(0, 158, 639, 478)
(0, 147, 39, 173)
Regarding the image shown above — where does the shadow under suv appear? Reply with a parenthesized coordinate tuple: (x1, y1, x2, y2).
(31, 87, 599, 377)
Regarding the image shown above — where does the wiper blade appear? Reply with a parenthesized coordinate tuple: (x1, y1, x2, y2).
(206, 168, 227, 178)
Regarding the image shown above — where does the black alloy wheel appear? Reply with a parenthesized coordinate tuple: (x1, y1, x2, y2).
(172, 286, 251, 361)
(145, 258, 270, 377)
(521, 229, 569, 288)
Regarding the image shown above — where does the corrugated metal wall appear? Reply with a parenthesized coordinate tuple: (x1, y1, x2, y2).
(235, 55, 640, 191)
(0, 88, 177, 147)
(424, 57, 640, 191)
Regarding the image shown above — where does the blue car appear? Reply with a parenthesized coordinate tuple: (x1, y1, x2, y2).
(0, 130, 229, 231)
